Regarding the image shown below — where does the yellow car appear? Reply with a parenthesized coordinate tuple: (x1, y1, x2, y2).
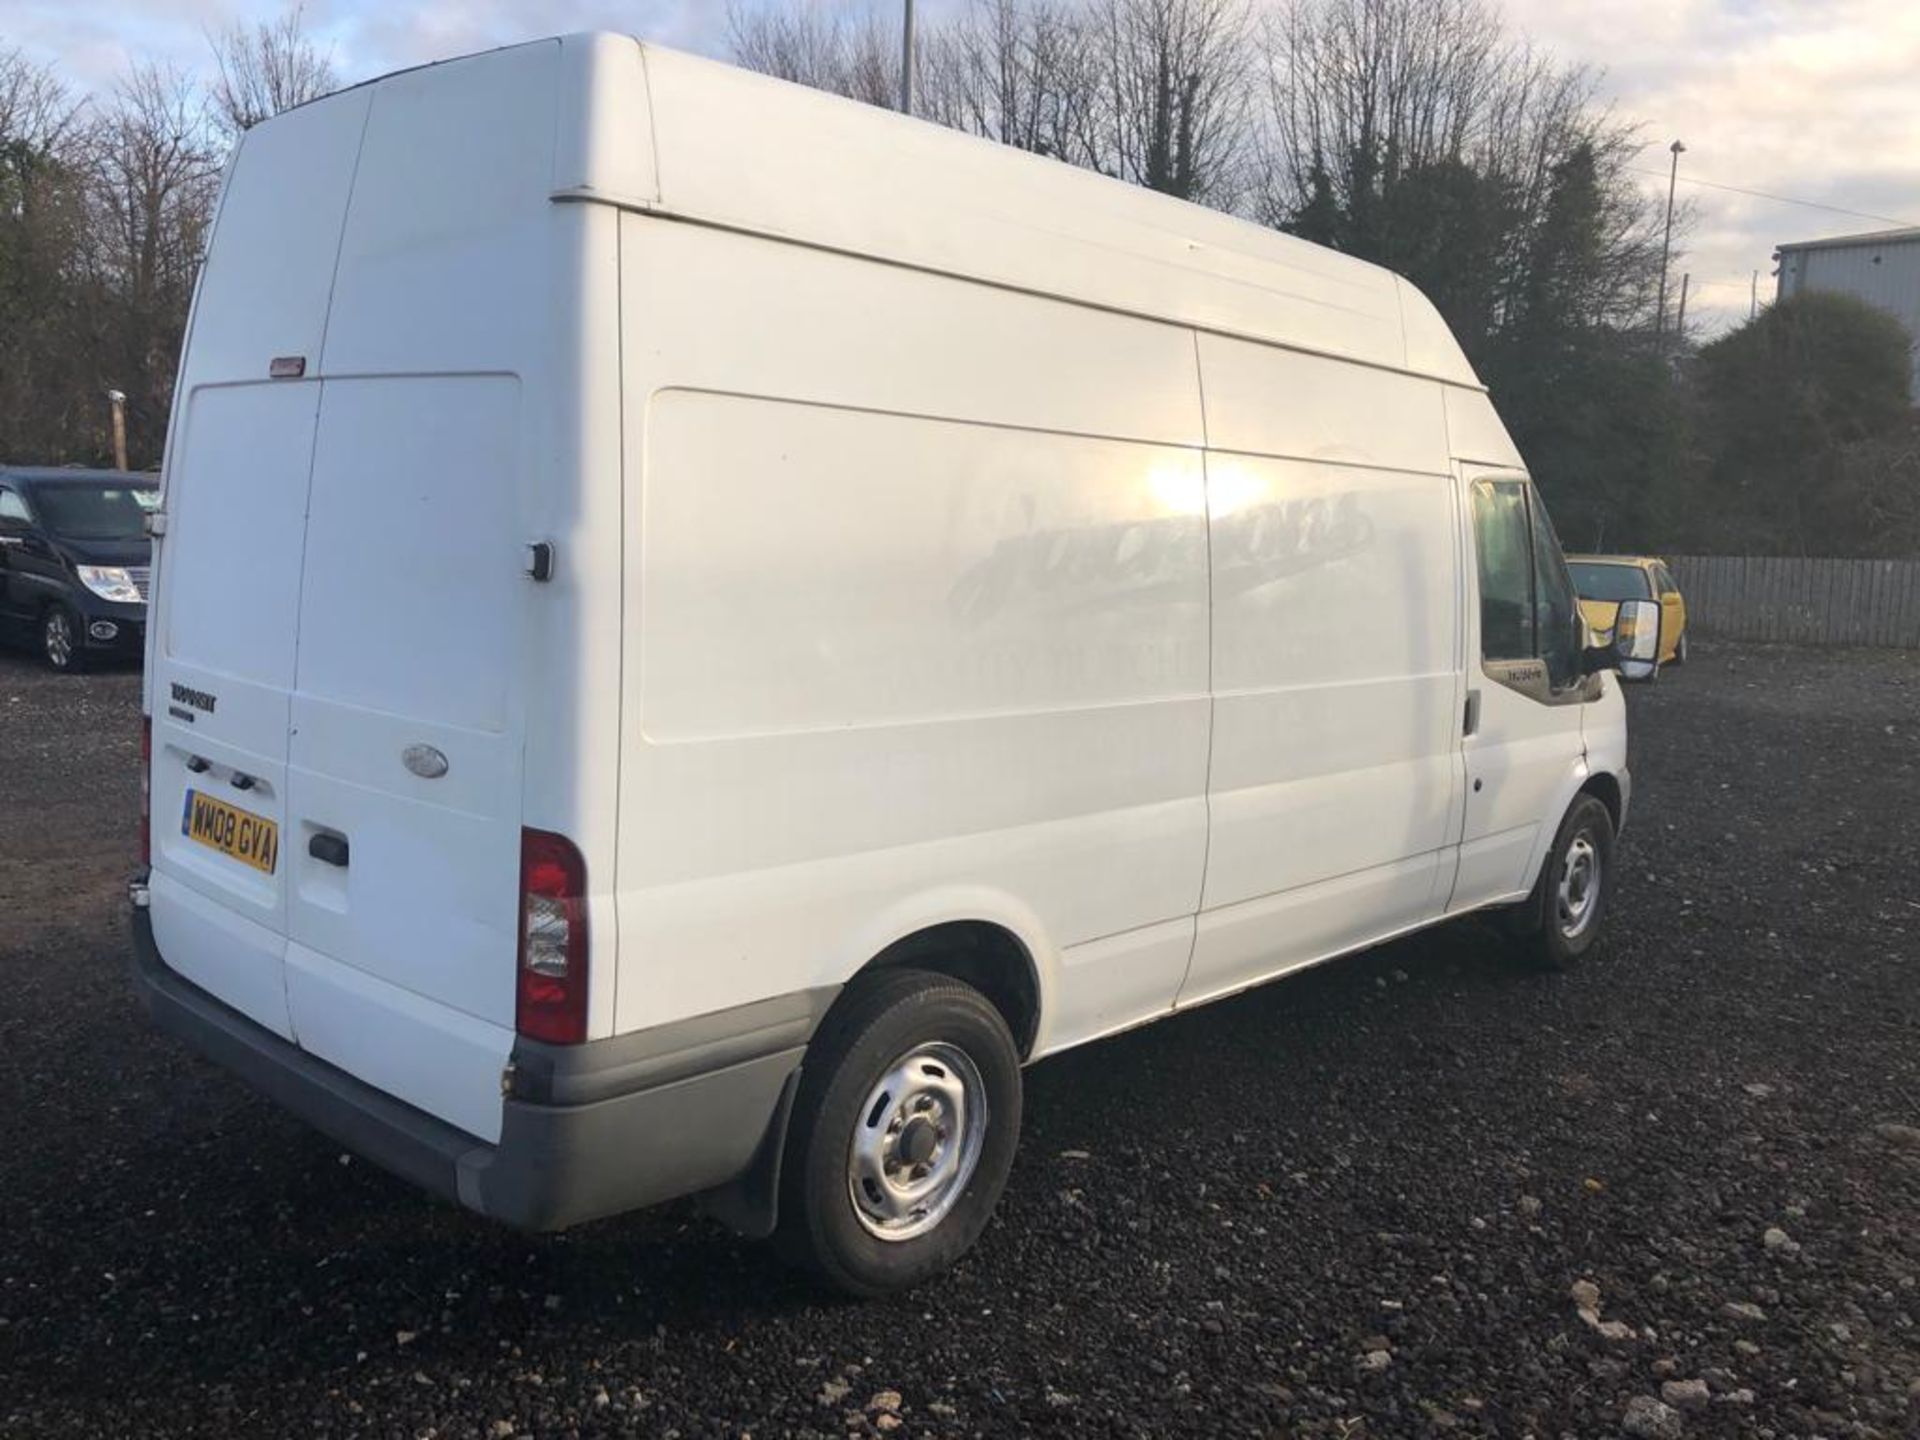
(1567, 555, 1689, 668)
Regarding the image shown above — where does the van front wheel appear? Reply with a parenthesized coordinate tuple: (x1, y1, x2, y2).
(1513, 794, 1615, 971)
(776, 968, 1022, 1296)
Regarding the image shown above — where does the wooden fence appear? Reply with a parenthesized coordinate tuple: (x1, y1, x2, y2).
(1666, 555, 1920, 648)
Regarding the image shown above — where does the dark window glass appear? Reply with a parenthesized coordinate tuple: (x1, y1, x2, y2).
(1472, 480, 1534, 661)
(26, 484, 156, 541)
(1568, 561, 1652, 602)
(1528, 492, 1580, 689)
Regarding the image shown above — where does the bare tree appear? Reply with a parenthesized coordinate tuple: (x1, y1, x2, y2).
(0, 49, 96, 462)
(1260, 0, 1664, 332)
(84, 62, 220, 465)
(728, 1, 899, 108)
(1091, 0, 1253, 203)
(1, 45, 86, 155)
(918, 0, 1107, 166)
(208, 3, 338, 141)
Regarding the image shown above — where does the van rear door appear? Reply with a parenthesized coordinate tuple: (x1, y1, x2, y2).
(147, 89, 371, 1039)
(279, 376, 526, 1141)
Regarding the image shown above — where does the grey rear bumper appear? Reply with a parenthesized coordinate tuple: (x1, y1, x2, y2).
(129, 906, 830, 1232)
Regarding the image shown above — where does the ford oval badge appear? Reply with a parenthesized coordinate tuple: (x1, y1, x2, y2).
(402, 744, 449, 779)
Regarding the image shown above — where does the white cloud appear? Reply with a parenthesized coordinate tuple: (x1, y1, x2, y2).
(1506, 0, 1920, 330)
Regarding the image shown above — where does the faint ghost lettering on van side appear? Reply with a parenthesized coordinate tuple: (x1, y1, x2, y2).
(947, 515, 1203, 627)
(947, 494, 1373, 626)
(1212, 492, 1375, 602)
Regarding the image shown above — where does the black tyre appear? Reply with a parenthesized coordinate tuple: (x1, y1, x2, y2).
(776, 967, 1022, 1296)
(1673, 631, 1689, 666)
(1511, 794, 1615, 971)
(41, 604, 85, 672)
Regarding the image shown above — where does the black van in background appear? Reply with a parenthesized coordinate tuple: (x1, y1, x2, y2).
(0, 468, 158, 672)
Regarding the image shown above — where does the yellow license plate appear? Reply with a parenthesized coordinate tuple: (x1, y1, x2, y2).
(182, 790, 279, 874)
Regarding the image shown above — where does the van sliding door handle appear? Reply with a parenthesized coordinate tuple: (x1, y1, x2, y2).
(1463, 689, 1481, 737)
(308, 833, 349, 867)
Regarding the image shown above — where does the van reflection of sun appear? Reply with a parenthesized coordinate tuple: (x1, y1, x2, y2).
(1146, 459, 1266, 519)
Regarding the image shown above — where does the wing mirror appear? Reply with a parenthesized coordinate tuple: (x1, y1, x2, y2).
(1580, 598, 1660, 681)
(1609, 598, 1660, 680)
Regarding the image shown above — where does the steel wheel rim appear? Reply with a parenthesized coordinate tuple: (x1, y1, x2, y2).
(847, 1041, 987, 1242)
(1557, 831, 1600, 939)
(44, 611, 73, 668)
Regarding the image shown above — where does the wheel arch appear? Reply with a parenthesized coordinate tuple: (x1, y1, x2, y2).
(1517, 758, 1623, 900)
(853, 919, 1043, 1062)
(702, 911, 1045, 1246)
(1579, 770, 1624, 834)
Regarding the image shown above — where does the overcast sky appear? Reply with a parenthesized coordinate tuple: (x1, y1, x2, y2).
(8, 0, 1918, 334)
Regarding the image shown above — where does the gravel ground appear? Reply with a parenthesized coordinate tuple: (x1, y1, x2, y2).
(2, 642, 1918, 1438)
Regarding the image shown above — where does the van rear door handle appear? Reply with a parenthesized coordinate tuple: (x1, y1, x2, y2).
(1463, 689, 1481, 737)
(308, 833, 349, 867)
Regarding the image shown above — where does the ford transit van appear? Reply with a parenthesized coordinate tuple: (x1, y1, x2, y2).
(130, 35, 1650, 1295)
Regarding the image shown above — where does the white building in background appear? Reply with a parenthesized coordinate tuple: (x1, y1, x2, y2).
(1774, 228, 1920, 402)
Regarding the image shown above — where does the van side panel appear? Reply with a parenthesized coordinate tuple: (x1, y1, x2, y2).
(1181, 337, 1463, 1005)
(639, 393, 1204, 741)
(616, 216, 1211, 1044)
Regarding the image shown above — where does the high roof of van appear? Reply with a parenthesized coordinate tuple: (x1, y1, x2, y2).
(326, 33, 1481, 392)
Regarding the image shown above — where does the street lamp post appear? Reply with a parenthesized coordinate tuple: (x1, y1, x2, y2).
(106, 389, 128, 471)
(1655, 139, 1686, 337)
(900, 0, 916, 115)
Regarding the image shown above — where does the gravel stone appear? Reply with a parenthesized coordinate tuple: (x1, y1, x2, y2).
(1872, 1123, 1920, 1155)
(1622, 1395, 1684, 1439)
(1660, 1379, 1711, 1411)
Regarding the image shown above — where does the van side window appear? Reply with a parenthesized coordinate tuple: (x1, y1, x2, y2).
(1654, 564, 1677, 597)
(0, 488, 31, 527)
(1527, 492, 1580, 689)
(1471, 480, 1533, 661)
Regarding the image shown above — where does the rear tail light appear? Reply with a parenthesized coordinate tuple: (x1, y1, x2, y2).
(516, 827, 588, 1045)
(139, 715, 151, 867)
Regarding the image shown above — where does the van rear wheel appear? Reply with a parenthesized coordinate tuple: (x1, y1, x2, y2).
(775, 968, 1021, 1296)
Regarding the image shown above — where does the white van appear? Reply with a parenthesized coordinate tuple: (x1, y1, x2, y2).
(131, 35, 1653, 1295)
